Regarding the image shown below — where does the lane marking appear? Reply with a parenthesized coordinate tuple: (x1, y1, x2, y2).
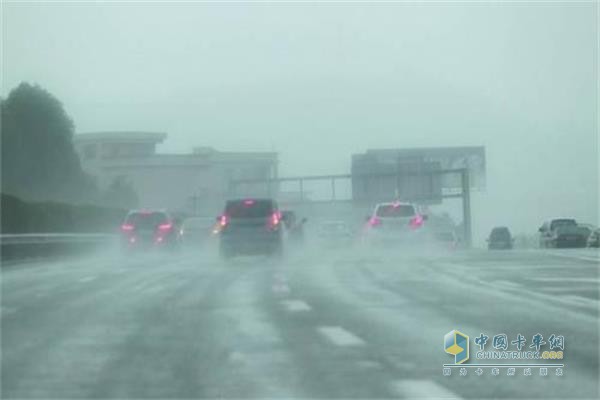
(560, 295, 599, 308)
(391, 379, 462, 399)
(492, 280, 522, 289)
(227, 351, 246, 365)
(530, 277, 600, 284)
(79, 276, 97, 283)
(281, 300, 311, 312)
(433, 262, 598, 322)
(317, 326, 365, 346)
(272, 283, 291, 294)
(544, 252, 600, 263)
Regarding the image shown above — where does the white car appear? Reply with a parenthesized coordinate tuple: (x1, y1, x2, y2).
(363, 201, 428, 245)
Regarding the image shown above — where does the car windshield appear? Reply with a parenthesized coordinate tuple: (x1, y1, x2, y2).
(225, 200, 273, 218)
(376, 204, 416, 217)
(125, 212, 168, 229)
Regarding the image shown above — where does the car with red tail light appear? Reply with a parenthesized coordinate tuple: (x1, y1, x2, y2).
(363, 201, 428, 245)
(217, 198, 283, 259)
(120, 210, 182, 251)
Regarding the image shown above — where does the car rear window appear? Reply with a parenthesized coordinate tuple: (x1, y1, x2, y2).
(225, 199, 274, 218)
(125, 212, 169, 229)
(550, 219, 577, 229)
(491, 227, 510, 238)
(376, 204, 416, 218)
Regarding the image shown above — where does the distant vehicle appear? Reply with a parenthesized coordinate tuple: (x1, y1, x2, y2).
(217, 198, 283, 258)
(577, 224, 596, 243)
(181, 217, 218, 245)
(281, 210, 307, 243)
(487, 226, 513, 250)
(120, 210, 182, 251)
(433, 230, 459, 250)
(538, 219, 586, 248)
(317, 220, 353, 245)
(587, 228, 600, 248)
(363, 201, 427, 245)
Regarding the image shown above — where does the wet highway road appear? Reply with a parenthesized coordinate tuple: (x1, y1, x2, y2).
(2, 246, 599, 399)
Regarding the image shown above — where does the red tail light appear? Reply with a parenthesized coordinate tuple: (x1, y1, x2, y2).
(409, 215, 424, 229)
(267, 212, 281, 229)
(219, 215, 228, 227)
(271, 212, 281, 226)
(368, 217, 381, 227)
(158, 223, 173, 231)
(121, 224, 135, 231)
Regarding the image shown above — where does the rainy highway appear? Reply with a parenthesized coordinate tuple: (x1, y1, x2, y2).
(2, 247, 598, 399)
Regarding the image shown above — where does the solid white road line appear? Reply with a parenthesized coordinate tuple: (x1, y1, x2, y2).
(531, 277, 600, 284)
(281, 300, 311, 312)
(317, 326, 365, 346)
(559, 295, 599, 308)
(391, 379, 462, 399)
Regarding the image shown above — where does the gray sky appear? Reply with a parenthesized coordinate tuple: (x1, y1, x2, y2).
(2, 1, 598, 237)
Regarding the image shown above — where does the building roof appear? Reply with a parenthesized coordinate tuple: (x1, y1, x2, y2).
(74, 131, 167, 144)
(356, 146, 485, 158)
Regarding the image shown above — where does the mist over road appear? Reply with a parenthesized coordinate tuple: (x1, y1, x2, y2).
(2, 247, 598, 399)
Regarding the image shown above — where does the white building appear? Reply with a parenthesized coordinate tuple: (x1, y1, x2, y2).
(73, 131, 278, 214)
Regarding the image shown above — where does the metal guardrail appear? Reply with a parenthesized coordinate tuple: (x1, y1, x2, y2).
(0, 233, 115, 244)
(0, 233, 117, 262)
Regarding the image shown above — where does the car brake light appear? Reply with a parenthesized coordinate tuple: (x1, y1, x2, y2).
(271, 212, 280, 226)
(410, 215, 424, 229)
(267, 212, 281, 229)
(158, 223, 173, 231)
(219, 215, 228, 227)
(121, 224, 135, 231)
(368, 217, 381, 227)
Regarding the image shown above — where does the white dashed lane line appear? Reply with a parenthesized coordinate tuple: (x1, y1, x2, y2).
(317, 326, 365, 347)
(391, 379, 462, 399)
(272, 282, 291, 294)
(281, 300, 311, 312)
(78, 276, 97, 283)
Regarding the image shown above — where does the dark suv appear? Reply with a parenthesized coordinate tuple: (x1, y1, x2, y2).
(218, 199, 283, 258)
(539, 219, 585, 248)
(487, 226, 513, 250)
(120, 210, 182, 251)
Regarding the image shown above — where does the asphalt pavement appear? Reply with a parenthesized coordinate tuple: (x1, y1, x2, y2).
(2, 244, 599, 399)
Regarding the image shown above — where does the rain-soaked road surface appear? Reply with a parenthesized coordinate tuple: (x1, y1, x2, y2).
(2, 245, 599, 399)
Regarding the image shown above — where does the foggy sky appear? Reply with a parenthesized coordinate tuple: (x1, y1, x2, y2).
(2, 1, 598, 239)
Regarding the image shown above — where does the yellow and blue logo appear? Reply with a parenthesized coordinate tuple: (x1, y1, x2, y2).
(445, 330, 469, 364)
